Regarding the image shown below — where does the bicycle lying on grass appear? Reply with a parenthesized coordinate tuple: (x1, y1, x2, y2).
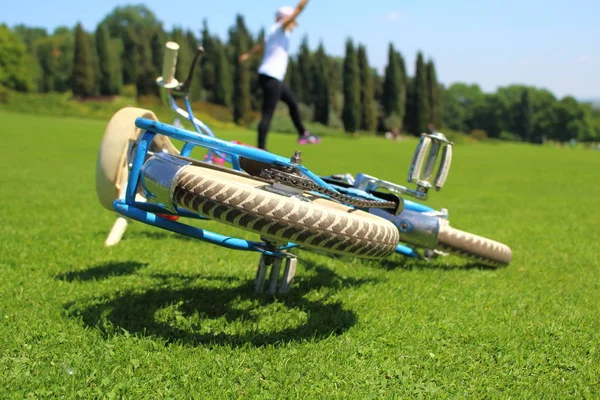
(95, 42, 512, 294)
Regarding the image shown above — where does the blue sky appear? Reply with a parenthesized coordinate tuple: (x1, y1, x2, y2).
(3, 0, 599, 99)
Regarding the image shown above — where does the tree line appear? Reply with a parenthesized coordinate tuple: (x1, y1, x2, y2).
(1, 4, 598, 142)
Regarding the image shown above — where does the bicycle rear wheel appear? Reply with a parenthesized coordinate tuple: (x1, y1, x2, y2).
(172, 165, 400, 259)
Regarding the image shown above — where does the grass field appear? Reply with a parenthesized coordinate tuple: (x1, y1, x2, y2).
(1, 109, 599, 398)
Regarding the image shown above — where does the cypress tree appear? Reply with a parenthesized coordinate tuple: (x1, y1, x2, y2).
(88, 31, 101, 96)
(382, 43, 406, 126)
(296, 35, 312, 105)
(150, 29, 164, 77)
(121, 25, 140, 85)
(200, 20, 216, 97)
(170, 28, 191, 82)
(426, 59, 442, 128)
(71, 23, 95, 97)
(327, 56, 343, 114)
(357, 44, 377, 131)
(135, 27, 157, 96)
(311, 42, 329, 125)
(95, 23, 114, 95)
(109, 37, 123, 94)
(395, 51, 407, 127)
(213, 40, 232, 107)
(409, 52, 430, 134)
(186, 30, 203, 100)
(342, 38, 360, 133)
(249, 28, 265, 111)
(232, 25, 250, 124)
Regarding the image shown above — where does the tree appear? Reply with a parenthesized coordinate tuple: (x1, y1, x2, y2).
(213, 40, 232, 107)
(407, 52, 431, 135)
(35, 32, 74, 92)
(357, 44, 377, 132)
(231, 16, 251, 124)
(95, 23, 116, 95)
(150, 29, 164, 77)
(426, 59, 442, 128)
(249, 27, 265, 111)
(441, 83, 484, 132)
(517, 88, 533, 141)
(0, 25, 37, 91)
(101, 5, 163, 86)
(12, 25, 48, 91)
(286, 57, 302, 98)
(296, 35, 312, 105)
(71, 23, 95, 97)
(311, 42, 329, 125)
(101, 4, 162, 39)
(200, 20, 216, 98)
(472, 94, 502, 138)
(342, 38, 360, 133)
(185, 30, 202, 100)
(327, 56, 344, 114)
(135, 27, 157, 96)
(382, 44, 406, 130)
(170, 28, 191, 84)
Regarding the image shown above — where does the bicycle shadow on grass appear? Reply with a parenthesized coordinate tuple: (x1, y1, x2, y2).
(94, 230, 197, 243)
(56, 261, 149, 282)
(366, 256, 503, 272)
(64, 259, 376, 348)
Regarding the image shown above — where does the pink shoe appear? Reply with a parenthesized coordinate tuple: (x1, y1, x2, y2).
(297, 132, 322, 145)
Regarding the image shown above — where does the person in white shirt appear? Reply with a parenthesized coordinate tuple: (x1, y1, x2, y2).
(239, 0, 321, 150)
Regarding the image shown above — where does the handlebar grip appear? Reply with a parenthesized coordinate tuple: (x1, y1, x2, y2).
(162, 41, 180, 87)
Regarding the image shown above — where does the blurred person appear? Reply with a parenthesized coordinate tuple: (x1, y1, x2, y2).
(239, 0, 321, 150)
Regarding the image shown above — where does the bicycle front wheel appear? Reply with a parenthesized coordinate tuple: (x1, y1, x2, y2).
(436, 224, 512, 267)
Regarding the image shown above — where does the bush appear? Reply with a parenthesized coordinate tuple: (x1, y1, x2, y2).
(0, 85, 11, 104)
(121, 84, 137, 99)
(440, 129, 479, 145)
(471, 129, 488, 141)
(383, 112, 403, 131)
(298, 103, 314, 122)
(327, 110, 344, 130)
(499, 130, 523, 142)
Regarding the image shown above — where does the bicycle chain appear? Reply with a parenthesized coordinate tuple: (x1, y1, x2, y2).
(260, 168, 398, 210)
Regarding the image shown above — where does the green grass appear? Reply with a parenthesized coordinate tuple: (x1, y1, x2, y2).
(1, 109, 599, 398)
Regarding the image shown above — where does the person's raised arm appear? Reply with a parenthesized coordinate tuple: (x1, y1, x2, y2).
(281, 0, 310, 30)
(239, 43, 264, 62)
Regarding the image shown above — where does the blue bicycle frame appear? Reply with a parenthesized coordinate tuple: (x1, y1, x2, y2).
(135, 44, 453, 261)
(112, 117, 423, 258)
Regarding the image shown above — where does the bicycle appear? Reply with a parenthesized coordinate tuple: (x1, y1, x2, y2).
(95, 42, 512, 294)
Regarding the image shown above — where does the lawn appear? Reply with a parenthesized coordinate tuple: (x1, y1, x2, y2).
(0, 110, 598, 398)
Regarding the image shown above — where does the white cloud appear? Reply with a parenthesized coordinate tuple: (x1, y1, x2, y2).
(385, 11, 404, 21)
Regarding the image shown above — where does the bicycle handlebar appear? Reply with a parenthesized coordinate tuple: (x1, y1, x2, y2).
(161, 41, 180, 88)
(181, 46, 204, 93)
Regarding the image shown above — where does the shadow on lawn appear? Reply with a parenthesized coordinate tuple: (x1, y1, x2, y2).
(367, 255, 503, 272)
(94, 230, 197, 242)
(56, 261, 149, 282)
(64, 259, 373, 348)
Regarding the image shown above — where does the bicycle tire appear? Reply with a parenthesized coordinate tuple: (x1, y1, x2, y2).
(96, 107, 179, 210)
(172, 165, 400, 259)
(436, 224, 512, 267)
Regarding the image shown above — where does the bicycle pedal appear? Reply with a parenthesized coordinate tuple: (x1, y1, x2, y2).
(408, 132, 453, 195)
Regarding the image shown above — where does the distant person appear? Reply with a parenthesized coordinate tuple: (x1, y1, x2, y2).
(239, 0, 321, 150)
(385, 127, 400, 140)
(427, 123, 438, 135)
